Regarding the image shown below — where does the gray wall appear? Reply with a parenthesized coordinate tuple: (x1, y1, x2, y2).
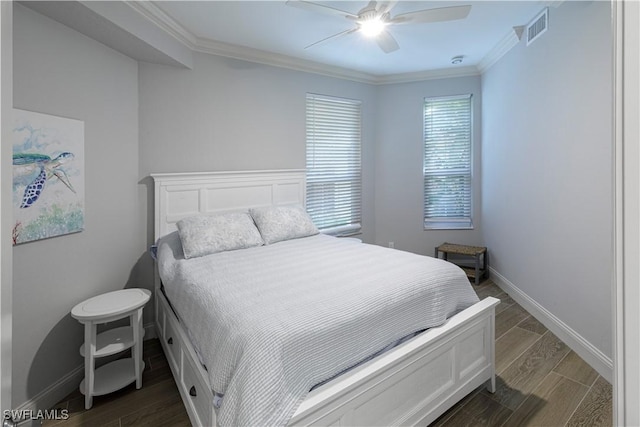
(481, 1, 613, 357)
(138, 53, 378, 247)
(12, 5, 141, 406)
(374, 76, 483, 255)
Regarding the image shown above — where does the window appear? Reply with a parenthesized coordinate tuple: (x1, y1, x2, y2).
(306, 94, 362, 235)
(423, 94, 473, 230)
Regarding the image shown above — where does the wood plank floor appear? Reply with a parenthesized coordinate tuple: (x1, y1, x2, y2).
(44, 279, 612, 427)
(432, 280, 612, 427)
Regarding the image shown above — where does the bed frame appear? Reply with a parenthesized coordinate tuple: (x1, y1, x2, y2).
(151, 169, 499, 427)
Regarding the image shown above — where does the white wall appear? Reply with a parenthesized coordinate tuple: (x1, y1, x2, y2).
(482, 1, 613, 366)
(374, 76, 483, 255)
(12, 5, 141, 407)
(138, 52, 378, 246)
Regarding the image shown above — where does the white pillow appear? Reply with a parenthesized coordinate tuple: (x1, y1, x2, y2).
(249, 205, 319, 245)
(176, 212, 264, 259)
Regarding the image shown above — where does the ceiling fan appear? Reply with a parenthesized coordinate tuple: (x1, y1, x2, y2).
(286, 1, 471, 53)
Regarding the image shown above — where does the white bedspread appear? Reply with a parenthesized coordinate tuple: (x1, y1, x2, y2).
(156, 233, 479, 426)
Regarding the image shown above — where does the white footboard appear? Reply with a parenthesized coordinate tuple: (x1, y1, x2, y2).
(291, 296, 499, 426)
(155, 290, 499, 427)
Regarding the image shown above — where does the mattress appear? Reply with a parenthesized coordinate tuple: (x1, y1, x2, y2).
(156, 232, 479, 426)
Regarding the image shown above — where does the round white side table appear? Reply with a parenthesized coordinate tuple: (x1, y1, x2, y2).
(71, 288, 151, 410)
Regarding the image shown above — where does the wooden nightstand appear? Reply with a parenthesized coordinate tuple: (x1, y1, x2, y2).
(435, 243, 488, 285)
(71, 288, 151, 409)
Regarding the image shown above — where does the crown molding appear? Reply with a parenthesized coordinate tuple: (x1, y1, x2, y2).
(194, 37, 382, 84)
(374, 66, 480, 85)
(548, 1, 565, 8)
(126, 1, 198, 49)
(476, 27, 522, 74)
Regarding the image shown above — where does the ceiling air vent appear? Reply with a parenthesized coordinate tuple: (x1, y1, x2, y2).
(526, 8, 548, 46)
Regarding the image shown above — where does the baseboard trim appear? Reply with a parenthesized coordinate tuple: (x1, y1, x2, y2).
(489, 267, 613, 383)
(13, 322, 157, 421)
(13, 365, 83, 425)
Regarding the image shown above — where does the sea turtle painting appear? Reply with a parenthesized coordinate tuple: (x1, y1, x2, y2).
(12, 109, 84, 244)
(13, 152, 76, 208)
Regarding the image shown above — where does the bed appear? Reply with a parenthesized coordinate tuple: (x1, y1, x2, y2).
(151, 169, 499, 427)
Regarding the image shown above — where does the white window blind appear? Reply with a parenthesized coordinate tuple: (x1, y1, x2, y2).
(423, 94, 473, 229)
(306, 94, 362, 235)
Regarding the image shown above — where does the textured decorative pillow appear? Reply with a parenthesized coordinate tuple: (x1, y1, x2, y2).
(176, 212, 264, 259)
(249, 205, 319, 245)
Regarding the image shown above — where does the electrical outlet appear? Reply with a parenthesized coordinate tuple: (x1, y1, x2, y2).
(388, 241, 395, 249)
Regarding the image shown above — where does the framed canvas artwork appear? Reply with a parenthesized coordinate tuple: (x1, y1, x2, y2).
(12, 109, 85, 245)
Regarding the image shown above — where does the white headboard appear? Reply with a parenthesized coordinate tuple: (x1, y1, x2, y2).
(151, 169, 306, 240)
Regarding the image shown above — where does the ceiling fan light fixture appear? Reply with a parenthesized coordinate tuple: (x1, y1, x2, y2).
(359, 18, 386, 37)
(287, 1, 473, 54)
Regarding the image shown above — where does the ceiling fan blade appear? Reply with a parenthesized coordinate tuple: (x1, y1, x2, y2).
(305, 28, 358, 50)
(357, 1, 378, 15)
(376, 30, 399, 53)
(376, 0, 398, 14)
(390, 5, 471, 25)
(286, 0, 358, 20)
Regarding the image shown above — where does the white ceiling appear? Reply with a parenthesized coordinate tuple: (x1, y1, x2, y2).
(153, 1, 548, 77)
